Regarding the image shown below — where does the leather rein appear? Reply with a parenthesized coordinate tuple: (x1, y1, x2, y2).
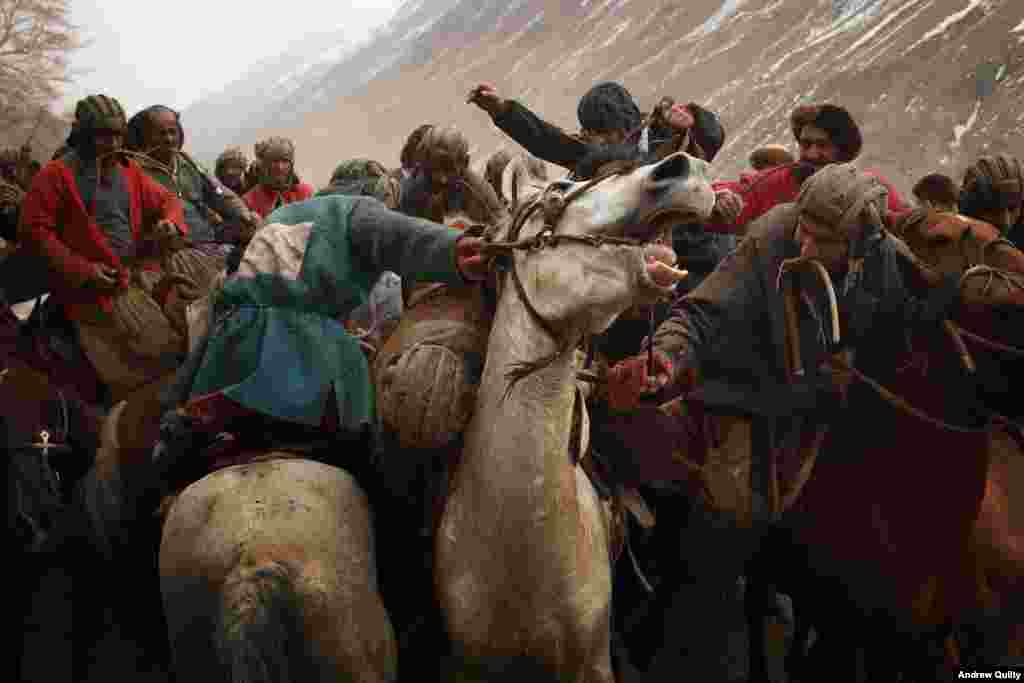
(778, 250, 1024, 440)
(476, 162, 684, 394)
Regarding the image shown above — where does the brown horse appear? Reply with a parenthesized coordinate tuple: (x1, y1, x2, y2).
(766, 210, 1024, 680)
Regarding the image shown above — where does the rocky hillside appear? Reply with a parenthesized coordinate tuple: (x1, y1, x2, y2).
(186, 0, 1024, 195)
(0, 108, 70, 163)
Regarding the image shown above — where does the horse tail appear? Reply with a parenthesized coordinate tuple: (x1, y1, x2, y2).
(215, 560, 311, 683)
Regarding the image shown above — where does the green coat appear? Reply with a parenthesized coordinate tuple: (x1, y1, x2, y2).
(188, 195, 467, 429)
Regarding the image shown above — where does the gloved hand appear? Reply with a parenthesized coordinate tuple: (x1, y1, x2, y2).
(605, 351, 675, 412)
(85, 261, 122, 291)
(455, 235, 488, 282)
(711, 189, 744, 225)
(466, 83, 507, 116)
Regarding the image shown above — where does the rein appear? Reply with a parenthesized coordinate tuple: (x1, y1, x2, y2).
(478, 163, 675, 395)
(777, 256, 1024, 438)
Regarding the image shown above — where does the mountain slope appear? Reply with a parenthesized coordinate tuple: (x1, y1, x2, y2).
(187, 0, 1024, 193)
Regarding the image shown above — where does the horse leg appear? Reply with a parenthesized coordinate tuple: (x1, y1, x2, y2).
(743, 571, 774, 683)
(783, 602, 814, 683)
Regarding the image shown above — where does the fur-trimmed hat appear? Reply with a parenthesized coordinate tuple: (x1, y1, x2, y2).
(959, 154, 1024, 226)
(796, 162, 887, 249)
(215, 147, 249, 175)
(255, 136, 295, 163)
(686, 102, 725, 162)
(577, 82, 642, 134)
(912, 173, 959, 211)
(400, 124, 435, 171)
(749, 144, 795, 171)
(790, 104, 862, 162)
(416, 126, 470, 178)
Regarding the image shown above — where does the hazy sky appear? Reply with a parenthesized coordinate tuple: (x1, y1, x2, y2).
(59, 0, 401, 116)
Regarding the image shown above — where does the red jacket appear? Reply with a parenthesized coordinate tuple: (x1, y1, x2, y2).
(707, 163, 911, 234)
(18, 157, 185, 319)
(243, 182, 315, 219)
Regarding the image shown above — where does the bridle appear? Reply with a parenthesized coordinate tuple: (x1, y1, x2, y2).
(477, 161, 696, 393)
(777, 252, 1024, 440)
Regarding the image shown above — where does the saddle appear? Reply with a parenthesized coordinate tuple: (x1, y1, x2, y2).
(13, 297, 109, 407)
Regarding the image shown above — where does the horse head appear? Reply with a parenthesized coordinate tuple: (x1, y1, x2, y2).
(489, 151, 715, 339)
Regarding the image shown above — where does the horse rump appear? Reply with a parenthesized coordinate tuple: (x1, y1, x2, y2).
(213, 560, 313, 683)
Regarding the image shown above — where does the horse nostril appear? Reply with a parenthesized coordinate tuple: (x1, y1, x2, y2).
(651, 153, 689, 183)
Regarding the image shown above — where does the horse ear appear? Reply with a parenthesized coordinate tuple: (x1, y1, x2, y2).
(502, 156, 544, 209)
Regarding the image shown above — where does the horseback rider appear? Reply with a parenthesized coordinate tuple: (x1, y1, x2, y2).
(601, 163, 967, 671)
(147, 194, 490, 502)
(242, 136, 314, 218)
(468, 81, 724, 172)
(707, 103, 911, 235)
(957, 154, 1023, 246)
(608, 163, 964, 415)
(214, 146, 249, 197)
(16, 94, 191, 400)
(316, 158, 405, 341)
(397, 125, 504, 226)
(468, 82, 740, 291)
(125, 105, 263, 287)
(317, 158, 401, 209)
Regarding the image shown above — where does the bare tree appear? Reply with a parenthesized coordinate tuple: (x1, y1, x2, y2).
(0, 0, 81, 128)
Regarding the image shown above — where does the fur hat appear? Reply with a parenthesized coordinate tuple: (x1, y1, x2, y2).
(215, 147, 249, 175)
(790, 104, 863, 162)
(686, 102, 725, 162)
(912, 173, 959, 211)
(577, 82, 642, 134)
(959, 154, 1024, 230)
(255, 136, 295, 163)
(749, 144, 795, 171)
(416, 126, 470, 178)
(796, 163, 887, 249)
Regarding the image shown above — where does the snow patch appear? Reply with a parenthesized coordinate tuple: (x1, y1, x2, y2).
(951, 100, 982, 149)
(1014, 18, 1024, 32)
(904, 0, 987, 54)
(834, 0, 914, 64)
(599, 19, 632, 48)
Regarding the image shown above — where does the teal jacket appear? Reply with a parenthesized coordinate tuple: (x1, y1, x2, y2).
(188, 195, 467, 429)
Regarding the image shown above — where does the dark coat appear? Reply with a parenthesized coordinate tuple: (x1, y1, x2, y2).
(653, 203, 960, 415)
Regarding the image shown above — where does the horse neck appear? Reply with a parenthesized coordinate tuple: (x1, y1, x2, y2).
(464, 277, 581, 521)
